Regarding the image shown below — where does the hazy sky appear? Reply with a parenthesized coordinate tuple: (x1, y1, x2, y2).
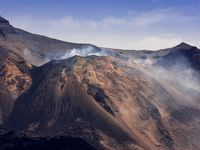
(0, 0, 200, 49)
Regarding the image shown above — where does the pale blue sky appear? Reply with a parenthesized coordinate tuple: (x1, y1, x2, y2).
(0, 0, 200, 49)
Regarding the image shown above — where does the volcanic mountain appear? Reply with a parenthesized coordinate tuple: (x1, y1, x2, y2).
(0, 16, 200, 150)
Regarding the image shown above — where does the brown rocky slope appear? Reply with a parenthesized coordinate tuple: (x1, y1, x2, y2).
(0, 46, 32, 124)
(0, 16, 200, 150)
(4, 55, 200, 150)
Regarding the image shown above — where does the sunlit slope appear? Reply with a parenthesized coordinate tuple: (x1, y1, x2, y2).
(5, 56, 200, 150)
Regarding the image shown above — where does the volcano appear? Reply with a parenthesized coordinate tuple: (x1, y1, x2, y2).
(0, 16, 200, 150)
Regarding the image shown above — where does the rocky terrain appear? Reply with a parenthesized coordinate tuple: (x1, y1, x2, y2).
(0, 46, 32, 124)
(0, 16, 200, 150)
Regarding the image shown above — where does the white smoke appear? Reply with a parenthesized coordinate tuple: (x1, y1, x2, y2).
(23, 45, 113, 66)
(132, 57, 200, 92)
(153, 65, 200, 92)
(133, 57, 155, 66)
(60, 46, 108, 59)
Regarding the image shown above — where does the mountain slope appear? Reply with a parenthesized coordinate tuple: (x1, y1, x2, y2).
(0, 16, 106, 66)
(0, 46, 32, 124)
(0, 16, 200, 150)
(4, 55, 200, 150)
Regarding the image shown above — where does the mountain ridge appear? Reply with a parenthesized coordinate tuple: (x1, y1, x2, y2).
(0, 16, 200, 150)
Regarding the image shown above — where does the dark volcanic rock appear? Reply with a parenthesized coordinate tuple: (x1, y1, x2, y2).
(0, 130, 96, 150)
(87, 83, 115, 116)
(147, 103, 174, 149)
